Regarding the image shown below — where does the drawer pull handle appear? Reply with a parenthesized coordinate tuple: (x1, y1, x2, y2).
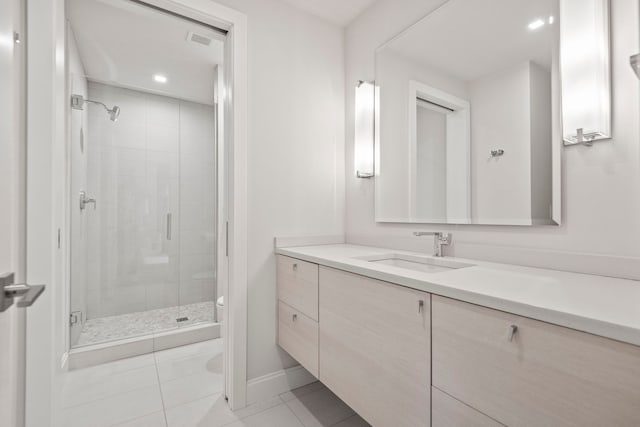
(292, 263, 298, 272)
(508, 325, 518, 342)
(418, 299, 424, 314)
(292, 314, 297, 322)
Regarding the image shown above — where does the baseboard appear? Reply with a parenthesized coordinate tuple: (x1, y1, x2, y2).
(275, 235, 345, 248)
(246, 364, 317, 404)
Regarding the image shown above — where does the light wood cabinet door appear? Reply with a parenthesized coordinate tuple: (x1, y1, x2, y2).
(432, 387, 504, 427)
(319, 267, 430, 427)
(432, 295, 640, 427)
(277, 255, 319, 320)
(277, 300, 319, 377)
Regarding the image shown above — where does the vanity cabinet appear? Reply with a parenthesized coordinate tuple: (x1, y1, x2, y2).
(318, 266, 431, 427)
(431, 387, 502, 427)
(276, 255, 319, 377)
(276, 253, 640, 427)
(276, 255, 319, 320)
(432, 295, 640, 426)
(277, 300, 319, 377)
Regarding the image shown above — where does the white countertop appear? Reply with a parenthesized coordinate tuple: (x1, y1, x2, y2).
(275, 244, 640, 347)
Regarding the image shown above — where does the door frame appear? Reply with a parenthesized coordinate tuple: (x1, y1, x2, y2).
(26, 0, 248, 424)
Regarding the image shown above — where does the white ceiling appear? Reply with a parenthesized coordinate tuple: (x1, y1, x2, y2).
(281, 0, 377, 26)
(386, 0, 558, 82)
(67, 0, 224, 105)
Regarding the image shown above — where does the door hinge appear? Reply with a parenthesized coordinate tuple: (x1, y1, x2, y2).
(70, 311, 82, 326)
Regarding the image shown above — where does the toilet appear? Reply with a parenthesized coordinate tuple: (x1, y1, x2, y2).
(216, 296, 224, 323)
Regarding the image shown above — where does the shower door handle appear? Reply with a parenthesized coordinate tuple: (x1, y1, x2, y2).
(166, 213, 172, 240)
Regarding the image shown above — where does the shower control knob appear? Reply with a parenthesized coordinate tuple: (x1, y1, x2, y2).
(79, 190, 97, 211)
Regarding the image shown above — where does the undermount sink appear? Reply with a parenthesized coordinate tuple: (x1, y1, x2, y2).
(355, 253, 474, 274)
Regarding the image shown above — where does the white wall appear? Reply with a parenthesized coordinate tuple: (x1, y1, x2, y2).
(345, 0, 640, 277)
(376, 48, 467, 221)
(26, 0, 67, 424)
(529, 61, 553, 224)
(469, 61, 533, 225)
(206, 0, 345, 380)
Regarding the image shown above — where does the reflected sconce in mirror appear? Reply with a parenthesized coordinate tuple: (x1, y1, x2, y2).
(354, 80, 375, 178)
(560, 0, 611, 146)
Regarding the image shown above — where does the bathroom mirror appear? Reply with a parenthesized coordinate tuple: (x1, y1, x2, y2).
(375, 0, 562, 225)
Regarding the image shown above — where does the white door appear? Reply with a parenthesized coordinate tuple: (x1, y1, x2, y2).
(0, 0, 27, 425)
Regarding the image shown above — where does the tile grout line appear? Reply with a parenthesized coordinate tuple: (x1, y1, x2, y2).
(216, 394, 298, 427)
(61, 361, 159, 409)
(279, 398, 307, 427)
(107, 410, 166, 427)
(61, 382, 159, 411)
(153, 352, 171, 427)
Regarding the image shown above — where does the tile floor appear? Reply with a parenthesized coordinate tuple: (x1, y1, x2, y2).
(76, 302, 216, 346)
(58, 339, 370, 427)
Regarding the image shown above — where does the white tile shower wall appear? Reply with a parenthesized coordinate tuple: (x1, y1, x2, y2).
(178, 102, 216, 307)
(68, 26, 89, 346)
(344, 0, 640, 277)
(84, 82, 215, 320)
(207, 0, 346, 381)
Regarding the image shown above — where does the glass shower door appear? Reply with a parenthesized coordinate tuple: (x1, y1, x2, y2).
(70, 83, 183, 347)
(176, 100, 217, 327)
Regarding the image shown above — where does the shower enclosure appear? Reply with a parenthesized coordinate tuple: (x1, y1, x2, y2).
(66, 0, 224, 349)
(69, 81, 219, 348)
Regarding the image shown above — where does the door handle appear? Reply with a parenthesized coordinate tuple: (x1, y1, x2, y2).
(0, 273, 46, 312)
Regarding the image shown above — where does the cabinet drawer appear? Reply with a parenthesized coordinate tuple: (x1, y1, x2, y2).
(432, 295, 640, 426)
(319, 267, 430, 427)
(277, 255, 318, 320)
(277, 300, 318, 377)
(432, 387, 503, 427)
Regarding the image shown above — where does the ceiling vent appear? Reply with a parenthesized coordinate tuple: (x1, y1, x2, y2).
(187, 31, 212, 47)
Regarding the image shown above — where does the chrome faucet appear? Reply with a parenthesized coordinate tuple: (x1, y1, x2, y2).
(79, 190, 97, 211)
(413, 231, 452, 257)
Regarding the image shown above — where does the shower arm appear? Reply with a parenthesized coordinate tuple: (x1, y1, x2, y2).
(83, 98, 112, 113)
(70, 94, 111, 113)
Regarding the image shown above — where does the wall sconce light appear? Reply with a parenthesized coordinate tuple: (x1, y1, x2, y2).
(559, 0, 611, 146)
(631, 54, 640, 79)
(354, 80, 375, 178)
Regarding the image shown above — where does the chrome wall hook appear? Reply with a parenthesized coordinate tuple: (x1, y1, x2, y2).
(488, 149, 505, 160)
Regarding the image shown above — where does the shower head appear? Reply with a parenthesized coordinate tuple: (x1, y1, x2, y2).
(109, 106, 120, 122)
(71, 94, 121, 122)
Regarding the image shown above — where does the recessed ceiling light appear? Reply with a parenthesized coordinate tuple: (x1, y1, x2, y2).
(528, 19, 545, 30)
(153, 74, 168, 83)
(548, 16, 555, 24)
